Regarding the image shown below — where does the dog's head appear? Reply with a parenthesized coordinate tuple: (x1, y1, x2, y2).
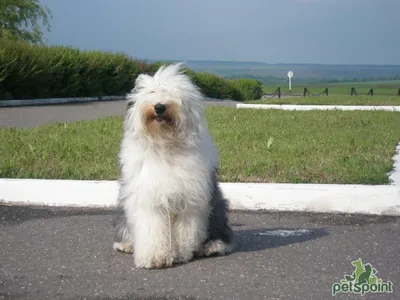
(124, 63, 205, 148)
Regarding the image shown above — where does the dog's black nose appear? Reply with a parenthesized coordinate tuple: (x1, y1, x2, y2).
(154, 103, 167, 115)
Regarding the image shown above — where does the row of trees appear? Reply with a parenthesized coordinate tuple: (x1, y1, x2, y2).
(0, 0, 52, 44)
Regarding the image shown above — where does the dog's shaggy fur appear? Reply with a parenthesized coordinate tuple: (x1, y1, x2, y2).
(112, 63, 234, 269)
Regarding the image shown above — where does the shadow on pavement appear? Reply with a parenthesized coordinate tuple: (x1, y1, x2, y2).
(233, 227, 329, 252)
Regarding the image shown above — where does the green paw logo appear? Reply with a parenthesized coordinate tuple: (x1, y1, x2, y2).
(332, 258, 393, 296)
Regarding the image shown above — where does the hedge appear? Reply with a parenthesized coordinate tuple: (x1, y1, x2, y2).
(147, 63, 263, 101)
(0, 40, 147, 100)
(0, 40, 262, 101)
(228, 78, 263, 101)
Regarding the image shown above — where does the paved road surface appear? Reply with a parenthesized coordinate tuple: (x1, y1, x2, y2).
(1, 205, 399, 299)
(0, 100, 237, 128)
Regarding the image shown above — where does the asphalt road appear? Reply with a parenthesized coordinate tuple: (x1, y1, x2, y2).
(1, 205, 399, 300)
(0, 99, 237, 128)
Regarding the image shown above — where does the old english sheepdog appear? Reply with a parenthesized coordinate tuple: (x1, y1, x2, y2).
(112, 63, 234, 269)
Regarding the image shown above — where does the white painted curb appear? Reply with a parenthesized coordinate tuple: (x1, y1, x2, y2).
(1, 179, 399, 216)
(223, 182, 400, 215)
(236, 103, 400, 111)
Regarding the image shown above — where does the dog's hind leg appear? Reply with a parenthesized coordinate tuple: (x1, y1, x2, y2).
(200, 171, 234, 257)
(112, 198, 133, 254)
(202, 199, 234, 256)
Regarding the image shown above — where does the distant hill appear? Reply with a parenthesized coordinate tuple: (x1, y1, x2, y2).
(148, 59, 400, 84)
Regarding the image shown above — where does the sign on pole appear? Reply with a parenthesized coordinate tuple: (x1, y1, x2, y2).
(287, 71, 293, 92)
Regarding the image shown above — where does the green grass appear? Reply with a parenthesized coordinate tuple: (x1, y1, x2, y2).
(245, 95, 400, 106)
(1, 107, 399, 184)
(263, 81, 400, 96)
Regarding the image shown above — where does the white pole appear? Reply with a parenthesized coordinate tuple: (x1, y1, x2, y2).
(287, 71, 293, 93)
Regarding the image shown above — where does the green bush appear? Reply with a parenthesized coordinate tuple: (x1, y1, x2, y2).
(188, 72, 263, 101)
(0, 39, 147, 100)
(229, 78, 263, 100)
(0, 40, 263, 101)
(188, 72, 242, 101)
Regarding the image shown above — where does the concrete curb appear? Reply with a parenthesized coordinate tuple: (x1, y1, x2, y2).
(236, 103, 400, 111)
(1, 179, 399, 216)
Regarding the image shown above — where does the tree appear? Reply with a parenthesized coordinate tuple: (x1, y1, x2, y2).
(0, 0, 52, 44)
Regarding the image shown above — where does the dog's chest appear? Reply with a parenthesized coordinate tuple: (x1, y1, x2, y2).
(125, 151, 211, 203)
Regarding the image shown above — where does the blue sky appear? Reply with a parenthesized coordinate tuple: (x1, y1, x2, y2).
(40, 0, 400, 65)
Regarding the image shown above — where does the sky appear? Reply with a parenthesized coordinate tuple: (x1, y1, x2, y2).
(40, 0, 400, 65)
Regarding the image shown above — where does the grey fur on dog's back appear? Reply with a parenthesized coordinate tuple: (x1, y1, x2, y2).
(205, 169, 233, 245)
(113, 190, 131, 245)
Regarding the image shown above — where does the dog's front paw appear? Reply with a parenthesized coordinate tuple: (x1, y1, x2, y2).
(135, 252, 173, 269)
(203, 239, 233, 257)
(151, 254, 173, 269)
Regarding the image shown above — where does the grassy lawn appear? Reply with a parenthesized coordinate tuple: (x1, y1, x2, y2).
(245, 95, 400, 106)
(1, 107, 399, 184)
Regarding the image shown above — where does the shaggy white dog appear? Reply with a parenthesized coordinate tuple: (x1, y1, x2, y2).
(112, 63, 234, 269)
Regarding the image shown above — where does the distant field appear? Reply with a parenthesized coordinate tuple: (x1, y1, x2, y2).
(179, 60, 400, 79)
(152, 60, 400, 85)
(262, 81, 400, 96)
